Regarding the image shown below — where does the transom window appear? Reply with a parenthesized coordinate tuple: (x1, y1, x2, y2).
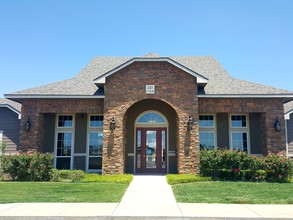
(58, 115, 73, 127)
(231, 115, 246, 127)
(136, 111, 167, 125)
(89, 115, 104, 128)
(199, 115, 214, 127)
(199, 115, 216, 150)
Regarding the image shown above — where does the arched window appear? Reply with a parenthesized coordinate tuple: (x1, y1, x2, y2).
(136, 111, 167, 125)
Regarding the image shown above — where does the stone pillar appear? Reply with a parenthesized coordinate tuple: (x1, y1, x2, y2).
(102, 109, 125, 174)
(177, 113, 199, 174)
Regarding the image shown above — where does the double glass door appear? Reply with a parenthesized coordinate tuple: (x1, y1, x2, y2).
(136, 128, 167, 173)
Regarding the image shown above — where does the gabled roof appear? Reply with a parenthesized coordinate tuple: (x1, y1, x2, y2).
(4, 53, 293, 101)
(284, 101, 293, 119)
(0, 98, 21, 119)
(93, 56, 209, 85)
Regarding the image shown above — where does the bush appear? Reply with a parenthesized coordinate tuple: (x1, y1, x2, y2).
(166, 174, 212, 185)
(51, 169, 86, 182)
(200, 149, 292, 182)
(0, 153, 54, 181)
(81, 174, 133, 184)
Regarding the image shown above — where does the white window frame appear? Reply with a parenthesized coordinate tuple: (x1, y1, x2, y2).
(199, 114, 216, 150)
(86, 114, 104, 173)
(0, 130, 3, 143)
(54, 114, 75, 170)
(229, 114, 250, 153)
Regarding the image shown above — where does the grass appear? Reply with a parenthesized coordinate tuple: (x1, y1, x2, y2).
(171, 181, 293, 204)
(0, 174, 133, 204)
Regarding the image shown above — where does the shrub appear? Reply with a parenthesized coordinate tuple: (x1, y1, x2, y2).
(0, 153, 54, 181)
(166, 174, 212, 185)
(200, 149, 292, 182)
(51, 169, 86, 182)
(81, 174, 133, 184)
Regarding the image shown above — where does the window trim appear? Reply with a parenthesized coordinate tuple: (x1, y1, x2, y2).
(199, 114, 217, 150)
(54, 114, 75, 170)
(229, 114, 250, 153)
(86, 114, 104, 173)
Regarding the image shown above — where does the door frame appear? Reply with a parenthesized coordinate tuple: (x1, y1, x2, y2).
(134, 110, 169, 174)
(135, 127, 167, 173)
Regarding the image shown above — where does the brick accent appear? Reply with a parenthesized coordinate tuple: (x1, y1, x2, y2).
(102, 61, 199, 174)
(198, 98, 286, 154)
(19, 99, 104, 152)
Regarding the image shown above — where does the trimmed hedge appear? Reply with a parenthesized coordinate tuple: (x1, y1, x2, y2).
(200, 149, 293, 182)
(51, 169, 86, 182)
(0, 153, 54, 181)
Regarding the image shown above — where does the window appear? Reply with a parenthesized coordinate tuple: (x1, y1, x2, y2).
(58, 115, 73, 127)
(136, 111, 166, 124)
(199, 115, 214, 127)
(231, 132, 248, 152)
(55, 115, 74, 169)
(230, 115, 249, 153)
(87, 115, 104, 171)
(199, 115, 216, 150)
(199, 131, 215, 150)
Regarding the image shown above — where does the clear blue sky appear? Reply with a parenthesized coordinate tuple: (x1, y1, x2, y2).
(1, 0, 293, 98)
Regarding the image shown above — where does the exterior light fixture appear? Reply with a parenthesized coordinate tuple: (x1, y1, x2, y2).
(274, 118, 281, 132)
(187, 116, 194, 131)
(109, 117, 116, 131)
(24, 117, 31, 132)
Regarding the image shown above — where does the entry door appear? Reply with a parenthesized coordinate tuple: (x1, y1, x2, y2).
(136, 128, 167, 173)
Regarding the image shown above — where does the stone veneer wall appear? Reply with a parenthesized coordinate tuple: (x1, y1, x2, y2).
(103, 61, 199, 174)
(198, 98, 286, 154)
(19, 99, 104, 152)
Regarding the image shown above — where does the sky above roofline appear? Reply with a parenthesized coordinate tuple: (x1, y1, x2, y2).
(1, 0, 292, 97)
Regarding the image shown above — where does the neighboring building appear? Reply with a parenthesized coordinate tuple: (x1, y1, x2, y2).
(284, 101, 293, 158)
(5, 53, 293, 174)
(0, 98, 21, 154)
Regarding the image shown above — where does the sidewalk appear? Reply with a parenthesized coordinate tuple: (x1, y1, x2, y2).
(0, 175, 293, 219)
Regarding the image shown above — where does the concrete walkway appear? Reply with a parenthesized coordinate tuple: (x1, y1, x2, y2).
(1, 175, 293, 219)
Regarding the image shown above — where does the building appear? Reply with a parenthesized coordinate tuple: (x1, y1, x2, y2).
(0, 98, 21, 154)
(284, 101, 293, 158)
(5, 53, 293, 174)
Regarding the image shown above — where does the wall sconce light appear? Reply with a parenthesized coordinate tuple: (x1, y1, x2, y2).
(274, 118, 281, 132)
(24, 117, 31, 132)
(187, 116, 194, 131)
(109, 117, 116, 131)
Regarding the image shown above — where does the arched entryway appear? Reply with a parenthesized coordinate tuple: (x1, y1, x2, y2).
(124, 99, 178, 174)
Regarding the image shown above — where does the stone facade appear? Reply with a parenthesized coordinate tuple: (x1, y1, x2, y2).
(102, 61, 199, 174)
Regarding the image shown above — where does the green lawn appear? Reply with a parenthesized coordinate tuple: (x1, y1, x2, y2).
(0, 182, 129, 204)
(171, 181, 293, 204)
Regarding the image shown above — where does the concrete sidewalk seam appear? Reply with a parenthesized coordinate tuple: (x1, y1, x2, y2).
(243, 204, 263, 218)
